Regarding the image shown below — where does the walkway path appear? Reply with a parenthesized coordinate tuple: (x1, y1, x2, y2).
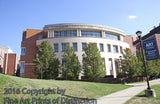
(97, 79, 160, 104)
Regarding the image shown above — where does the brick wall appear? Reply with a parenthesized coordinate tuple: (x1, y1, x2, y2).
(20, 29, 45, 78)
(124, 36, 136, 54)
(3, 54, 18, 75)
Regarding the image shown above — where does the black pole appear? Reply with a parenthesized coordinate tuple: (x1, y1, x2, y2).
(139, 36, 151, 90)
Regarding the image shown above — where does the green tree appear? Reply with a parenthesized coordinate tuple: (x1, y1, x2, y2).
(62, 45, 81, 80)
(82, 43, 105, 80)
(121, 48, 141, 78)
(44, 58, 60, 79)
(33, 40, 59, 79)
(137, 50, 160, 78)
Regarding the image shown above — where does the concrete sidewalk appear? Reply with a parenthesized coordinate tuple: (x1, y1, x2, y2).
(97, 79, 160, 104)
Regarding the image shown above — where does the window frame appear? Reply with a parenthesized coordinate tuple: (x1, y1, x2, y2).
(99, 44, 104, 52)
(54, 44, 59, 52)
(82, 43, 87, 51)
(21, 47, 26, 56)
(61, 43, 69, 52)
(113, 45, 118, 53)
(81, 31, 101, 37)
(107, 44, 111, 52)
(73, 43, 78, 52)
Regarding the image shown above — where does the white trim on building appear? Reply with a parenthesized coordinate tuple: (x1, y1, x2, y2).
(36, 23, 130, 78)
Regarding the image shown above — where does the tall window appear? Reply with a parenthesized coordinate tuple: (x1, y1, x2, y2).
(20, 61, 25, 77)
(107, 44, 111, 52)
(73, 43, 77, 51)
(54, 44, 58, 52)
(21, 47, 26, 56)
(54, 31, 77, 38)
(109, 58, 113, 75)
(113, 45, 118, 53)
(82, 43, 86, 51)
(24, 36, 26, 41)
(81, 31, 101, 37)
(62, 43, 68, 51)
(38, 35, 43, 39)
(105, 33, 119, 40)
(99, 44, 104, 52)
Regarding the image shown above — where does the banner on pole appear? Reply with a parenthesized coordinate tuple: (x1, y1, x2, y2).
(143, 39, 159, 61)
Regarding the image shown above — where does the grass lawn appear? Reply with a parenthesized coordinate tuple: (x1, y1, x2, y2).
(0, 74, 131, 104)
(125, 84, 160, 104)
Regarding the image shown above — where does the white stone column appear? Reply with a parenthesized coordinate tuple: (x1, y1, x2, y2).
(102, 31, 105, 38)
(47, 31, 50, 38)
(120, 35, 124, 41)
(110, 44, 113, 53)
(112, 58, 117, 78)
(52, 30, 54, 38)
(5, 49, 8, 74)
(118, 45, 121, 54)
(77, 29, 81, 37)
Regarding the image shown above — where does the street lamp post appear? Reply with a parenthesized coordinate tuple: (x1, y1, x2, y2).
(136, 31, 151, 90)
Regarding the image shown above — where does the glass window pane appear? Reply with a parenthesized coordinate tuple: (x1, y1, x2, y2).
(21, 48, 25, 56)
(82, 43, 86, 51)
(24, 36, 26, 41)
(105, 33, 119, 40)
(54, 31, 77, 38)
(38, 35, 43, 39)
(20, 62, 24, 73)
(73, 43, 77, 51)
(54, 44, 58, 52)
(100, 44, 103, 52)
(62, 43, 67, 51)
(81, 31, 101, 37)
(113, 45, 118, 53)
(107, 44, 111, 52)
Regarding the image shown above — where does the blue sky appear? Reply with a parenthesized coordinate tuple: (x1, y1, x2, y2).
(0, 0, 160, 55)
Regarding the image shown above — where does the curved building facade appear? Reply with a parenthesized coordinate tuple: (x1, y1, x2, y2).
(21, 23, 130, 78)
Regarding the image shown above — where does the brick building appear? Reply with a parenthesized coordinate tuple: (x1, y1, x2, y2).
(20, 29, 46, 78)
(134, 25, 160, 58)
(124, 35, 137, 55)
(0, 46, 19, 75)
(20, 23, 136, 79)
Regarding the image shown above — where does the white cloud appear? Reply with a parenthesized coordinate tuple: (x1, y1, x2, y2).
(128, 15, 137, 19)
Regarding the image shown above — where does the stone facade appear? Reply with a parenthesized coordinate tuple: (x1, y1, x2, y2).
(20, 23, 136, 79)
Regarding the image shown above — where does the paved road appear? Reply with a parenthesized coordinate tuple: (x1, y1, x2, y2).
(97, 79, 160, 104)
